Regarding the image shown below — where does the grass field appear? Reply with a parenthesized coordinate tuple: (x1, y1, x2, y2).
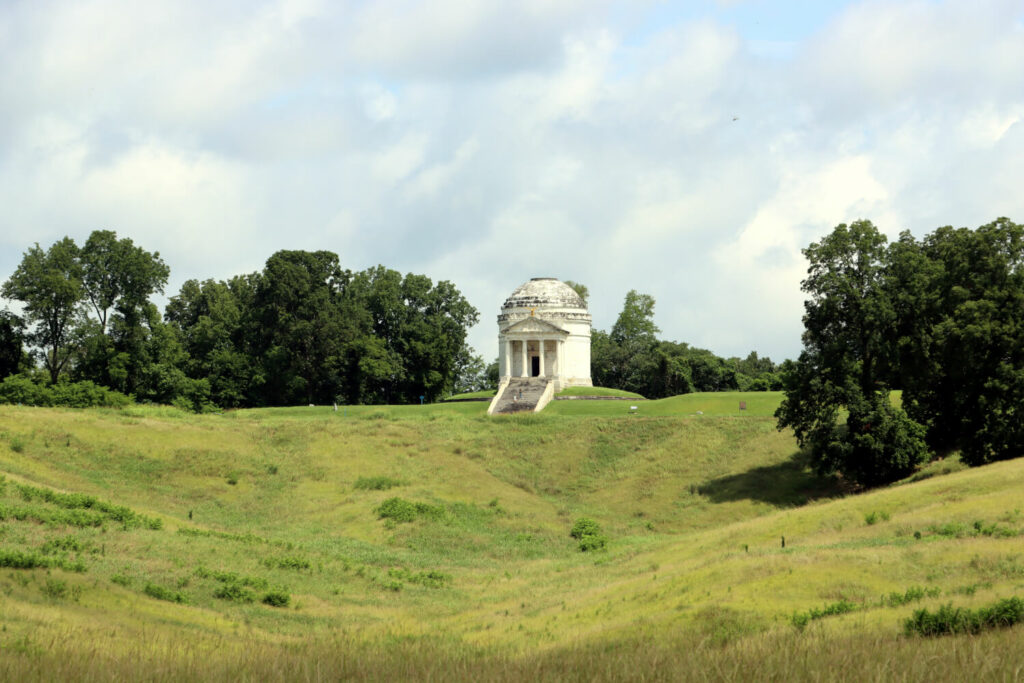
(1, 392, 1023, 681)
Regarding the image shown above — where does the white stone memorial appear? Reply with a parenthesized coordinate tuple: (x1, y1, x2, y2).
(497, 277, 592, 392)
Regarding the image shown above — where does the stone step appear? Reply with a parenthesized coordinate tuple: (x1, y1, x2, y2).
(492, 378, 551, 414)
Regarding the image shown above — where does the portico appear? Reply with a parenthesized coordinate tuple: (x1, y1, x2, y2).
(500, 317, 570, 380)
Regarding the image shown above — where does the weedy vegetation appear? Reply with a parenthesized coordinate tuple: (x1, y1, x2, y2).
(2, 396, 1024, 681)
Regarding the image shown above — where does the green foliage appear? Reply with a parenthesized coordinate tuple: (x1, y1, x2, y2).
(777, 221, 930, 487)
(15, 484, 162, 529)
(893, 219, 1024, 466)
(570, 518, 608, 552)
(591, 291, 779, 399)
(213, 583, 257, 603)
(39, 535, 84, 554)
(0, 549, 52, 569)
(864, 510, 890, 525)
(1, 237, 83, 383)
(387, 568, 452, 588)
(884, 586, 940, 607)
(0, 374, 131, 408)
(353, 476, 404, 491)
(262, 590, 290, 607)
(904, 597, 1024, 636)
(783, 217, 1024, 483)
(143, 583, 187, 603)
(165, 255, 479, 407)
(41, 578, 70, 600)
(110, 574, 132, 587)
(375, 497, 442, 523)
(263, 556, 311, 571)
(791, 600, 859, 630)
(0, 310, 29, 378)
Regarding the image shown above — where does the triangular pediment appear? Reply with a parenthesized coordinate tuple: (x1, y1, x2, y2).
(502, 317, 569, 336)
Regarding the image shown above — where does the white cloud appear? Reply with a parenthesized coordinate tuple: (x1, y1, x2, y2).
(2, 0, 1024, 366)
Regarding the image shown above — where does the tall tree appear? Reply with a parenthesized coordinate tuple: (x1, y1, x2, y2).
(75, 230, 170, 393)
(80, 230, 169, 333)
(2, 238, 84, 383)
(0, 310, 28, 378)
(776, 220, 928, 486)
(900, 218, 1024, 465)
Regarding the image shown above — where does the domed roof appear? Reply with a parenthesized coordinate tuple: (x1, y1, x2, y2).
(502, 278, 586, 311)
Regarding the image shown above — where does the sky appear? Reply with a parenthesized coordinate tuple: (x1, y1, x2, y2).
(1, 0, 1023, 363)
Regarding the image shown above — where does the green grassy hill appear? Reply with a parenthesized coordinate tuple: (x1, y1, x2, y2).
(1, 393, 1023, 680)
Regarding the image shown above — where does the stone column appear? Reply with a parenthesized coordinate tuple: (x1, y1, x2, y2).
(520, 339, 528, 377)
(557, 339, 564, 380)
(504, 338, 512, 377)
(539, 339, 546, 377)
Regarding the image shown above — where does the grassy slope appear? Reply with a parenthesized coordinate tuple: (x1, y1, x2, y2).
(1, 393, 1023, 680)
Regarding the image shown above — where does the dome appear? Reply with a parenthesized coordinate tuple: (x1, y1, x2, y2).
(501, 278, 587, 311)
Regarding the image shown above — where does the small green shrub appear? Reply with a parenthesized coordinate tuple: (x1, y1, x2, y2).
(354, 476, 404, 491)
(264, 556, 311, 571)
(864, 510, 890, 525)
(40, 535, 83, 554)
(226, 473, 238, 486)
(0, 549, 51, 569)
(904, 597, 1024, 636)
(972, 520, 1017, 537)
(375, 497, 441, 523)
(569, 518, 602, 539)
(884, 586, 940, 607)
(213, 583, 256, 603)
(570, 518, 608, 552)
(111, 574, 132, 587)
(143, 583, 187, 603)
(41, 578, 69, 600)
(10, 436, 25, 453)
(792, 600, 859, 630)
(388, 568, 451, 588)
(262, 590, 290, 607)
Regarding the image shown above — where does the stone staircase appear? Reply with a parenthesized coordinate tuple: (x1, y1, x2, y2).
(490, 377, 551, 414)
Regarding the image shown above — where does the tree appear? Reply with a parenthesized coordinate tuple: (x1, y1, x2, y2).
(897, 218, 1024, 465)
(451, 346, 488, 394)
(78, 231, 171, 392)
(250, 250, 352, 405)
(563, 280, 589, 306)
(165, 276, 260, 408)
(0, 310, 29, 378)
(776, 220, 929, 486)
(2, 238, 84, 383)
(610, 290, 659, 344)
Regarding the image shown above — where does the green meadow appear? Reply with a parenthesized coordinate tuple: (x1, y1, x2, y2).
(1, 392, 1023, 681)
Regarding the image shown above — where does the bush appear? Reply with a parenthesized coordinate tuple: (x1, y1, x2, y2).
(864, 510, 890, 525)
(884, 586, 940, 607)
(375, 497, 441, 523)
(904, 597, 1024, 636)
(0, 374, 131, 408)
(791, 600, 859, 630)
(262, 590, 290, 607)
(263, 556, 311, 571)
(570, 518, 608, 552)
(0, 549, 51, 569)
(213, 583, 256, 603)
(143, 583, 187, 603)
(354, 476, 404, 491)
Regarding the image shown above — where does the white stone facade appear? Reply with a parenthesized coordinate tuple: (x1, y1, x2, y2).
(497, 278, 592, 391)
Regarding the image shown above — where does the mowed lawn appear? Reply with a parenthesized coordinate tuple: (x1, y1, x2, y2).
(2, 392, 1024, 681)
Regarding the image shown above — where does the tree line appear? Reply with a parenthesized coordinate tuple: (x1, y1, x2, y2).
(777, 217, 1024, 487)
(567, 283, 784, 398)
(1, 232, 478, 409)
